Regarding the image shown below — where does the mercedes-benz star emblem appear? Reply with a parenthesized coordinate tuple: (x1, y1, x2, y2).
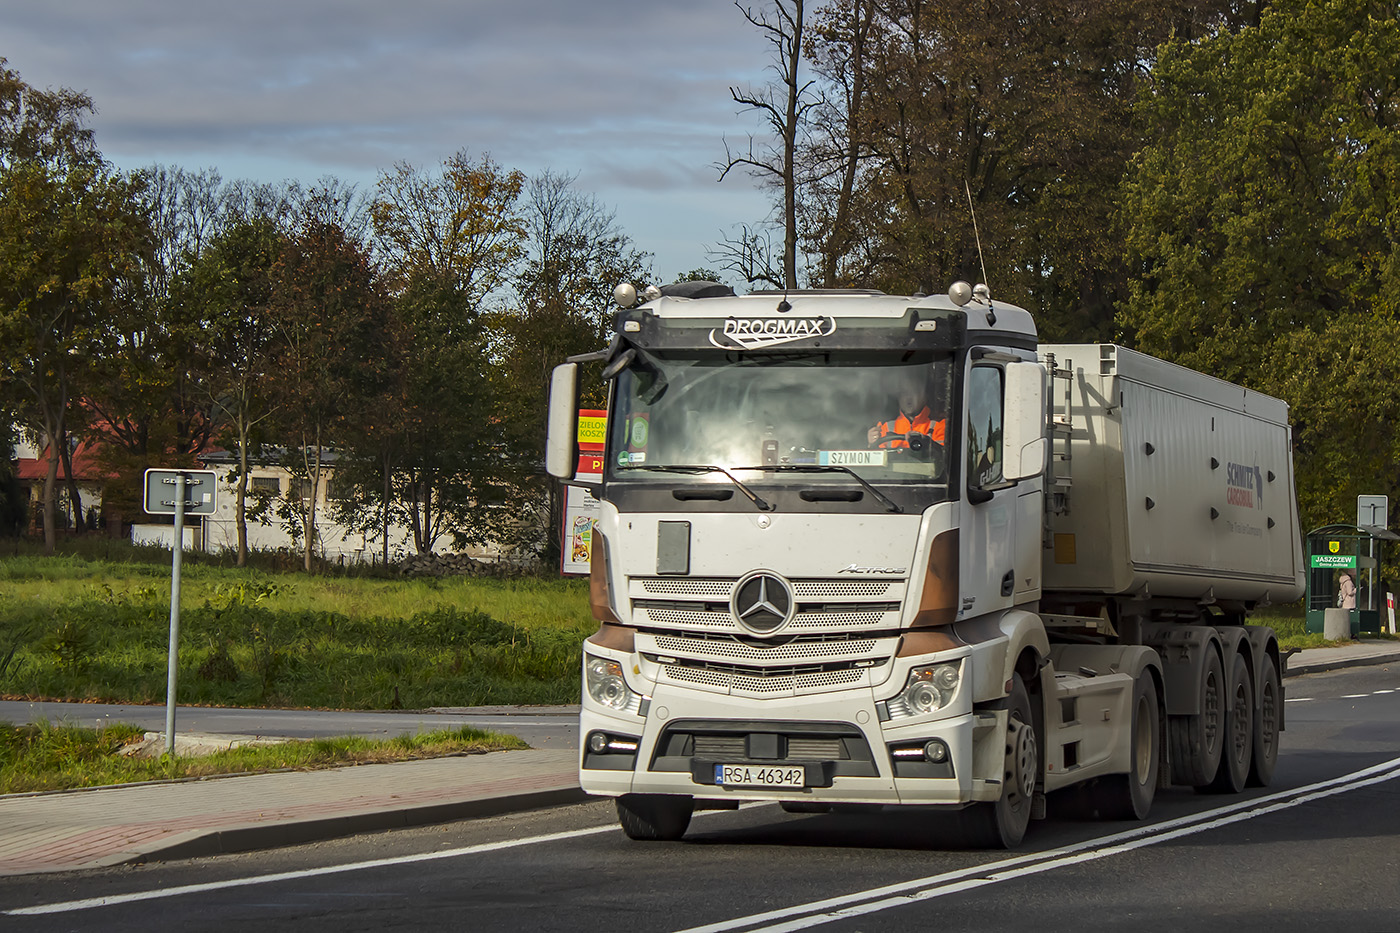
(731, 571, 795, 635)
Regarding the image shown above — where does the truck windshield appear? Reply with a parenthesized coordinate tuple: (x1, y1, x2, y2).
(607, 350, 955, 485)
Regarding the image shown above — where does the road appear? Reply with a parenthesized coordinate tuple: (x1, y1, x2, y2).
(0, 700, 579, 749)
(1, 664, 1396, 931)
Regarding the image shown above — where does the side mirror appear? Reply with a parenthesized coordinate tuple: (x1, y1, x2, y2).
(546, 363, 579, 479)
(1002, 361, 1047, 482)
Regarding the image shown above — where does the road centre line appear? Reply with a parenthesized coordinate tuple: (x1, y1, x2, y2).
(672, 755, 1400, 933)
(9, 761, 1400, 920)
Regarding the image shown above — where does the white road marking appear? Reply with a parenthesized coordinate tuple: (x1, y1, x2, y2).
(8, 761, 1399, 921)
(4, 803, 762, 917)
(671, 756, 1400, 933)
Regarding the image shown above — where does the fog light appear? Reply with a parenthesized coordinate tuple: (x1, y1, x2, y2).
(923, 740, 949, 763)
(588, 732, 608, 753)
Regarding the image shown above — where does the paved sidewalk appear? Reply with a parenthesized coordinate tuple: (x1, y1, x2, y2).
(0, 641, 1393, 877)
(0, 749, 581, 876)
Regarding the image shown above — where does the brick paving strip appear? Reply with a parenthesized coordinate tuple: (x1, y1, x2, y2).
(0, 748, 582, 876)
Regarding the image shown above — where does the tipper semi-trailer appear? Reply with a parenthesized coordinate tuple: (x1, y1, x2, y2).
(545, 280, 1305, 848)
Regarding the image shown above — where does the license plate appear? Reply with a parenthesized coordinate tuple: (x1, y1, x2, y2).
(714, 764, 806, 788)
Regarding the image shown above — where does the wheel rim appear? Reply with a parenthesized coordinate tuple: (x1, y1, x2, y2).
(1202, 666, 1222, 755)
(1231, 678, 1251, 763)
(1007, 715, 1037, 804)
(1258, 677, 1278, 759)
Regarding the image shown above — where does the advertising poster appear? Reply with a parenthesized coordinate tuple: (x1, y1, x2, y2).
(561, 410, 605, 576)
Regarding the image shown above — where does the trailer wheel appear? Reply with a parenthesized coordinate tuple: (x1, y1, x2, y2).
(959, 673, 1036, 849)
(616, 794, 694, 840)
(1097, 670, 1160, 820)
(1247, 658, 1281, 787)
(1168, 647, 1224, 786)
(1204, 653, 1253, 794)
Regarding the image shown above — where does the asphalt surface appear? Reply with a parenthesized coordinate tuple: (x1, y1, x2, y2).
(0, 639, 1393, 881)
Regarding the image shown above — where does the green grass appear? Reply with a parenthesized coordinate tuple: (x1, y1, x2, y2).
(0, 553, 595, 710)
(0, 719, 529, 794)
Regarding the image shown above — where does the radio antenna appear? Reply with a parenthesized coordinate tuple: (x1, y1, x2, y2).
(964, 180, 995, 325)
(965, 180, 989, 292)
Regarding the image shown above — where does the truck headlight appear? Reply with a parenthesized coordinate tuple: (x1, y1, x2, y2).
(886, 661, 962, 719)
(585, 655, 644, 713)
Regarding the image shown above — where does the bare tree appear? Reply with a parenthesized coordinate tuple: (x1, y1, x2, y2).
(718, 0, 816, 289)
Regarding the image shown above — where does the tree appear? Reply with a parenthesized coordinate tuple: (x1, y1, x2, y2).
(720, 0, 815, 289)
(492, 171, 652, 564)
(796, 0, 1239, 336)
(0, 61, 152, 553)
(83, 165, 230, 528)
(365, 152, 527, 557)
(0, 58, 97, 173)
(177, 213, 285, 565)
(268, 206, 392, 572)
(1119, 0, 1400, 531)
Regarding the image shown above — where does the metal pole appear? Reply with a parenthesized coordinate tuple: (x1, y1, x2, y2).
(165, 473, 185, 757)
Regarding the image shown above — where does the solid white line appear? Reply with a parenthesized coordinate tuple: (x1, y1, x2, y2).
(744, 765, 1400, 933)
(671, 755, 1400, 933)
(5, 802, 765, 917)
(5, 825, 617, 916)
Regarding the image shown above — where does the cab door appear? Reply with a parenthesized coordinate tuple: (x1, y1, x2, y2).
(962, 360, 1018, 617)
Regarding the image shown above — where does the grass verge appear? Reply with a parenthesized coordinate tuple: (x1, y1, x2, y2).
(0, 719, 530, 794)
(0, 555, 594, 709)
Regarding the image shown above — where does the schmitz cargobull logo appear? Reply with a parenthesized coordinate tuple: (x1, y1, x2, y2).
(1226, 461, 1264, 509)
(708, 316, 836, 350)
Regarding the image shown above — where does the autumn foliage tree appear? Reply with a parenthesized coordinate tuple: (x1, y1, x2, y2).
(363, 151, 526, 556)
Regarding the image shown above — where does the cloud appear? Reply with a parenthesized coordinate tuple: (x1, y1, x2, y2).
(2, 0, 782, 274)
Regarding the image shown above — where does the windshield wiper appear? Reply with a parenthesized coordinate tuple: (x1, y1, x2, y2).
(617, 464, 774, 511)
(735, 464, 904, 514)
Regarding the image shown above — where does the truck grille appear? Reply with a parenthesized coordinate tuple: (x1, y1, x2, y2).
(640, 578, 897, 600)
(662, 661, 867, 695)
(650, 631, 880, 664)
(693, 735, 848, 760)
(630, 576, 905, 636)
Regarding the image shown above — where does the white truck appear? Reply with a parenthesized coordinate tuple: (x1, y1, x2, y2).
(545, 281, 1304, 847)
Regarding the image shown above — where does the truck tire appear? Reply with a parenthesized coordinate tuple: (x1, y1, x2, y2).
(1247, 657, 1281, 787)
(1168, 647, 1224, 786)
(1096, 670, 1160, 820)
(1205, 652, 1254, 794)
(958, 673, 1037, 849)
(616, 794, 694, 841)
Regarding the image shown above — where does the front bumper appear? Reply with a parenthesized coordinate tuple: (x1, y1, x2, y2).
(580, 680, 1005, 807)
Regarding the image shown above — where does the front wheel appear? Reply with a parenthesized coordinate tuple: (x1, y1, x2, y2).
(958, 673, 1037, 848)
(616, 794, 694, 841)
(1095, 670, 1160, 820)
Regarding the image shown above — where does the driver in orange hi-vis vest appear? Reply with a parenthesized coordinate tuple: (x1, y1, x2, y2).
(868, 375, 946, 449)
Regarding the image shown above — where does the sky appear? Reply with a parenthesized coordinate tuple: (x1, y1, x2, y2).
(2, 0, 781, 283)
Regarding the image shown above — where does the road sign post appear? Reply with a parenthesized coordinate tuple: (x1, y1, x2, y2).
(143, 469, 217, 756)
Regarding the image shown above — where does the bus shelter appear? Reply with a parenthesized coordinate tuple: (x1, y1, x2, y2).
(1305, 523, 1397, 636)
